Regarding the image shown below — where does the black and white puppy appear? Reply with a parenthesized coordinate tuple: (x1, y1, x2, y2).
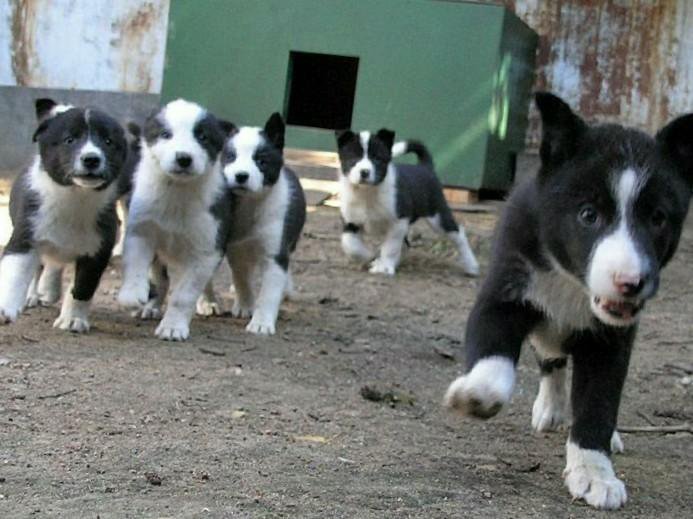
(199, 112, 306, 335)
(335, 130, 479, 276)
(0, 99, 127, 331)
(117, 99, 232, 341)
(444, 93, 693, 509)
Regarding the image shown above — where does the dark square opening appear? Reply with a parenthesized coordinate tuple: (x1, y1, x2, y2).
(285, 51, 359, 130)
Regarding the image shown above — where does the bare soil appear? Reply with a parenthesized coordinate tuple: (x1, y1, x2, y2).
(0, 173, 691, 518)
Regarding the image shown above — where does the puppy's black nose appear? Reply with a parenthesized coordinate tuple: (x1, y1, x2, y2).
(175, 152, 193, 168)
(81, 153, 101, 171)
(360, 169, 370, 180)
(235, 172, 249, 184)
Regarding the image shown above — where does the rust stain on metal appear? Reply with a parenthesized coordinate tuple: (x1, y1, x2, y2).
(493, 0, 690, 149)
(113, 2, 163, 93)
(9, 0, 42, 86)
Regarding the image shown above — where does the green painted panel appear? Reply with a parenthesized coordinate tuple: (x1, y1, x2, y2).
(162, 0, 536, 190)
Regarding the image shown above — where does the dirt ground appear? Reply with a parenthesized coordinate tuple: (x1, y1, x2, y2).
(0, 169, 691, 519)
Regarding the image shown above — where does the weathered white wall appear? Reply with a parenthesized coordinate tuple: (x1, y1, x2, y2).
(0, 0, 169, 93)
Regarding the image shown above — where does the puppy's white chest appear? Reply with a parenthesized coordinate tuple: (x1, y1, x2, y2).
(29, 164, 113, 261)
(523, 268, 594, 331)
(340, 175, 396, 232)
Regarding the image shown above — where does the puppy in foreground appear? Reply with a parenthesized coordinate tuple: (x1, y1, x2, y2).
(444, 93, 693, 509)
(199, 112, 306, 335)
(335, 129, 478, 276)
(118, 99, 232, 341)
(0, 99, 127, 331)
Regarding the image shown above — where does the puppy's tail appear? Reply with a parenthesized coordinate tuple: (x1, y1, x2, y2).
(391, 140, 433, 167)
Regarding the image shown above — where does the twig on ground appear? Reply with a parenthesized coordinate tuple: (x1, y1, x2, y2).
(198, 347, 226, 357)
(619, 423, 692, 434)
(37, 389, 76, 400)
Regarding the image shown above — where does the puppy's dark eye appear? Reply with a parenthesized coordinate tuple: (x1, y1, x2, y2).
(160, 129, 172, 139)
(226, 150, 236, 162)
(104, 138, 112, 146)
(64, 136, 74, 145)
(255, 157, 266, 168)
(197, 132, 207, 142)
(578, 205, 599, 227)
(650, 208, 667, 229)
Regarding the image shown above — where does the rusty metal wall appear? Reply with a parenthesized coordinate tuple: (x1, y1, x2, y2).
(0, 0, 169, 93)
(484, 0, 693, 148)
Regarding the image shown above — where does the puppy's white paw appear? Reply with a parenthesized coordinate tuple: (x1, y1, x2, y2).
(231, 301, 253, 319)
(461, 258, 480, 277)
(155, 320, 190, 342)
(131, 299, 162, 320)
(53, 296, 91, 333)
(610, 431, 624, 454)
(0, 307, 20, 324)
(246, 314, 276, 335)
(444, 356, 515, 418)
(531, 376, 567, 432)
(118, 283, 149, 308)
(25, 293, 40, 308)
(369, 259, 396, 276)
(196, 297, 222, 317)
(564, 441, 627, 510)
(53, 315, 90, 333)
(341, 233, 374, 263)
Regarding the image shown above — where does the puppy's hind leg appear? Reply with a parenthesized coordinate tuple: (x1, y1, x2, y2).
(428, 211, 479, 276)
(134, 259, 168, 320)
(228, 251, 255, 319)
(196, 279, 223, 316)
(37, 263, 63, 305)
(246, 257, 287, 335)
(531, 356, 568, 432)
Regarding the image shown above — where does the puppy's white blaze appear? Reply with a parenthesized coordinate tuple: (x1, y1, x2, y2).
(588, 169, 645, 297)
(564, 440, 627, 509)
(444, 356, 516, 412)
(391, 141, 407, 157)
(0, 252, 39, 321)
(50, 103, 74, 117)
(224, 127, 265, 192)
(347, 131, 375, 185)
(150, 99, 209, 176)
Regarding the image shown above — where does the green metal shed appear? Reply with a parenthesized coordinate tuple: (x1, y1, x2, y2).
(161, 0, 537, 191)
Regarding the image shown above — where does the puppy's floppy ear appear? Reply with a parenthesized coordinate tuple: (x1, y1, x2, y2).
(35, 98, 57, 122)
(127, 121, 141, 139)
(335, 129, 355, 147)
(32, 120, 51, 142)
(218, 118, 237, 137)
(535, 92, 587, 170)
(376, 128, 395, 151)
(264, 112, 285, 150)
(656, 113, 693, 189)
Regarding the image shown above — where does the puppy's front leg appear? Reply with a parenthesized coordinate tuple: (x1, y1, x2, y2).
(118, 231, 155, 308)
(445, 295, 542, 417)
(341, 222, 373, 263)
(246, 257, 287, 335)
(54, 242, 113, 333)
(563, 327, 633, 510)
(155, 254, 221, 341)
(0, 250, 40, 323)
(369, 218, 409, 276)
